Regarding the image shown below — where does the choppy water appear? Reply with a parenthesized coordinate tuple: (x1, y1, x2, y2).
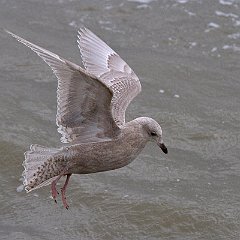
(0, 0, 240, 239)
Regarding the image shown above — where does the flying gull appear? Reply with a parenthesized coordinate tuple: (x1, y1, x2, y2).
(6, 28, 168, 209)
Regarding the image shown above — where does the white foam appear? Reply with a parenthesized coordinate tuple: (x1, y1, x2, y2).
(69, 21, 77, 28)
(219, 0, 233, 5)
(234, 20, 240, 26)
(223, 44, 240, 52)
(128, 0, 155, 3)
(189, 42, 197, 48)
(211, 47, 218, 52)
(215, 10, 238, 19)
(228, 32, 240, 39)
(105, 5, 113, 10)
(137, 4, 151, 9)
(184, 9, 196, 16)
(176, 0, 189, 3)
(208, 22, 220, 28)
(205, 22, 220, 32)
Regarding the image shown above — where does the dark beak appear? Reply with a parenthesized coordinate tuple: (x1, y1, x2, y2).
(159, 143, 168, 154)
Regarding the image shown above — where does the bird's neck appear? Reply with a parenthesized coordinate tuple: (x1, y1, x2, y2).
(122, 118, 150, 141)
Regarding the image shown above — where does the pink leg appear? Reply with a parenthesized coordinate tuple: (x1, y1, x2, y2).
(51, 175, 62, 203)
(61, 174, 72, 209)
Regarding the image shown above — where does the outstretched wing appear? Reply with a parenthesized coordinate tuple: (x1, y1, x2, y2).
(6, 30, 119, 143)
(78, 28, 142, 126)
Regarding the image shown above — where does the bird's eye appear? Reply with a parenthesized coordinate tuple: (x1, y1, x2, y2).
(151, 132, 157, 136)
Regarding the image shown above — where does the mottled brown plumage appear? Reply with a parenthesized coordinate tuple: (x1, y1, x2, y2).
(6, 28, 167, 209)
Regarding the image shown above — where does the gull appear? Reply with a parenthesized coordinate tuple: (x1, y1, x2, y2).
(6, 27, 168, 209)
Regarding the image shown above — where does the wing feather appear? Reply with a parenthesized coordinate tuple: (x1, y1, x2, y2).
(6, 30, 119, 143)
(78, 28, 141, 126)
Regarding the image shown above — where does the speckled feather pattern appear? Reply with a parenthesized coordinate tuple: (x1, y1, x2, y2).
(6, 28, 166, 196)
(23, 145, 67, 192)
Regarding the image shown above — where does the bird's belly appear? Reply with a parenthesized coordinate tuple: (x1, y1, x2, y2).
(67, 140, 145, 174)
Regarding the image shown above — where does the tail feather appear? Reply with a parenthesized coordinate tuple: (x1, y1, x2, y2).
(23, 144, 64, 192)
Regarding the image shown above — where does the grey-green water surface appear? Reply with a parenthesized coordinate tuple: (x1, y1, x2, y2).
(0, 0, 240, 239)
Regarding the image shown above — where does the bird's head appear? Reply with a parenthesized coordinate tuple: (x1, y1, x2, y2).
(136, 117, 168, 154)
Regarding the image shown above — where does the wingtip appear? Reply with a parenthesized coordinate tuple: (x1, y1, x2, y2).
(77, 27, 92, 38)
(77, 27, 90, 48)
(4, 29, 18, 39)
(4, 29, 12, 35)
(77, 27, 85, 38)
(78, 26, 88, 32)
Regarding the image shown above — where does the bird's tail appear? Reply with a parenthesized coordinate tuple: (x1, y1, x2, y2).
(23, 144, 64, 192)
